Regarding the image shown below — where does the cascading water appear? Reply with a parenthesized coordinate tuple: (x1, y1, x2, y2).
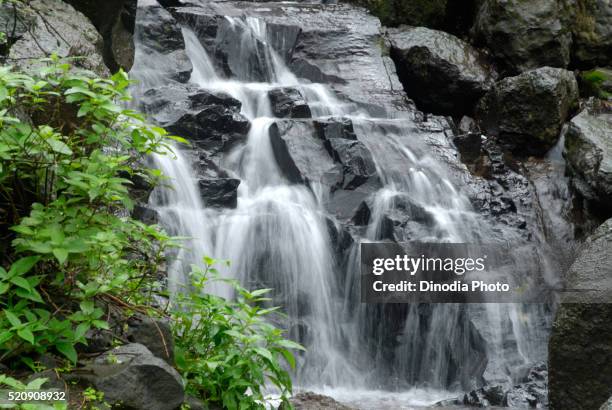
(131, 1, 560, 406)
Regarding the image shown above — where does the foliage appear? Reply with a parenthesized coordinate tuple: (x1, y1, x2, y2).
(579, 69, 611, 99)
(171, 259, 304, 410)
(0, 57, 176, 366)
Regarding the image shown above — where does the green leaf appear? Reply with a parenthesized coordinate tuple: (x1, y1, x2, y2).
(52, 248, 69, 265)
(55, 342, 77, 363)
(46, 138, 73, 155)
(8, 256, 40, 277)
(0, 282, 9, 295)
(10, 276, 31, 291)
(4, 310, 21, 327)
(277, 339, 306, 351)
(17, 328, 35, 344)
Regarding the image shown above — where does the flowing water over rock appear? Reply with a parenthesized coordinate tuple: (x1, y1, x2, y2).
(131, 0, 570, 406)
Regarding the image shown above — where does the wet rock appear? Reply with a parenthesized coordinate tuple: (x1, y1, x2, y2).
(0, 2, 36, 53)
(64, 0, 137, 71)
(283, 391, 355, 410)
(126, 314, 174, 364)
(314, 117, 357, 141)
(198, 178, 240, 208)
(7, 0, 108, 76)
(571, 0, 612, 68)
(454, 132, 482, 164)
(324, 139, 377, 190)
(472, 0, 572, 75)
(389, 26, 495, 117)
(602, 396, 612, 410)
(476, 67, 578, 156)
(564, 101, 612, 210)
(141, 84, 249, 153)
(86, 343, 184, 410)
(135, 0, 192, 82)
(269, 120, 339, 186)
(268, 87, 312, 118)
(132, 204, 160, 225)
(549, 218, 612, 410)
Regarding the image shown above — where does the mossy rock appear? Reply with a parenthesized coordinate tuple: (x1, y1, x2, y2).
(579, 68, 612, 100)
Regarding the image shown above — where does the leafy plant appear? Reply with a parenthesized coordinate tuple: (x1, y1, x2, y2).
(0, 57, 176, 366)
(171, 259, 304, 410)
(0, 374, 67, 410)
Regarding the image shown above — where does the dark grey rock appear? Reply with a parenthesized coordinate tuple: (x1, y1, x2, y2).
(198, 178, 240, 208)
(64, 0, 137, 71)
(283, 391, 355, 410)
(549, 218, 612, 410)
(141, 83, 250, 154)
(126, 314, 174, 364)
(7, 0, 108, 76)
(135, 0, 192, 82)
(472, 0, 572, 75)
(268, 88, 312, 118)
(88, 343, 184, 410)
(389, 26, 496, 116)
(564, 101, 612, 208)
(571, 0, 612, 67)
(132, 204, 159, 225)
(476, 67, 578, 155)
(269, 120, 339, 186)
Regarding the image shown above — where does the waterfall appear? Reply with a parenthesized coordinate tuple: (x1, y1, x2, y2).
(132, 1, 558, 405)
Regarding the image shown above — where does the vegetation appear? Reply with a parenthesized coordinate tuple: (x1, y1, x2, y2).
(172, 260, 304, 409)
(579, 69, 612, 99)
(0, 59, 300, 409)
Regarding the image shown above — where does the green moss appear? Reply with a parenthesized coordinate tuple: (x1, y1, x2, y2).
(579, 68, 612, 99)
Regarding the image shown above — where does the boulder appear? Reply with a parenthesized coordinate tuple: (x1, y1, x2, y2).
(472, 0, 572, 75)
(132, 204, 160, 225)
(548, 218, 612, 410)
(134, 0, 192, 82)
(64, 0, 137, 71)
(564, 101, 612, 208)
(389, 26, 496, 116)
(7, 0, 108, 76)
(345, 0, 482, 35)
(268, 88, 312, 118)
(602, 396, 612, 410)
(141, 84, 250, 153)
(571, 0, 612, 67)
(198, 177, 240, 208)
(476, 67, 578, 155)
(324, 138, 377, 190)
(126, 314, 174, 364)
(0, 2, 35, 53)
(87, 343, 184, 410)
(283, 391, 355, 410)
(269, 120, 340, 187)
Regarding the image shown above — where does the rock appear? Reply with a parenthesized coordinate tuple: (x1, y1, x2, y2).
(389, 26, 496, 117)
(0, 2, 36, 53)
(578, 68, 612, 100)
(7, 0, 109, 76)
(324, 138, 378, 190)
(132, 204, 160, 225)
(141, 84, 250, 154)
(564, 101, 612, 208)
(601, 396, 612, 410)
(314, 117, 357, 141)
(454, 133, 482, 164)
(345, 0, 482, 35)
(134, 0, 192, 82)
(126, 314, 174, 364)
(198, 178, 240, 208)
(283, 391, 355, 410)
(268, 88, 312, 118)
(476, 67, 578, 155)
(571, 0, 612, 67)
(183, 395, 207, 410)
(472, 0, 572, 75)
(549, 218, 612, 410)
(87, 343, 184, 410)
(269, 120, 339, 187)
(64, 0, 137, 71)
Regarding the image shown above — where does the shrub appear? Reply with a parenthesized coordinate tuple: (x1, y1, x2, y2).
(172, 259, 303, 410)
(0, 57, 176, 366)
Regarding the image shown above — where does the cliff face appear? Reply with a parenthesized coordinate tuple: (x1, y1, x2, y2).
(549, 218, 612, 410)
